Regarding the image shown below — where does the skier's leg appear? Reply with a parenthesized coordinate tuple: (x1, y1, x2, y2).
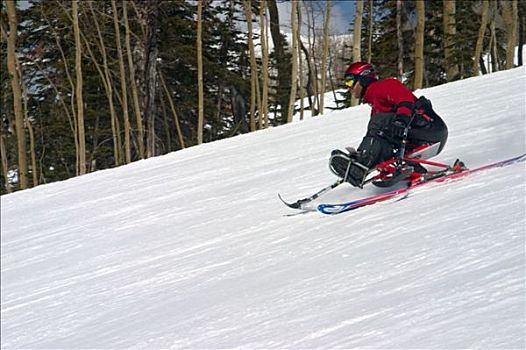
(408, 115, 448, 154)
(345, 113, 397, 187)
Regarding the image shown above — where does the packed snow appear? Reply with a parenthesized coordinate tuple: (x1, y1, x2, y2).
(1, 67, 525, 349)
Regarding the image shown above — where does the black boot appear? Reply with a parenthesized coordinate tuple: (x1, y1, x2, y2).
(346, 136, 395, 188)
(329, 148, 359, 179)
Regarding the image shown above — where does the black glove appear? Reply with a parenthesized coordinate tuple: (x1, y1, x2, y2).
(390, 115, 409, 139)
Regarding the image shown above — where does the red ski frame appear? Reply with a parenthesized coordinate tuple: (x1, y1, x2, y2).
(372, 144, 463, 186)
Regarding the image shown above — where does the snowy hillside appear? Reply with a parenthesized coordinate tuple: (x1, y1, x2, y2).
(2, 67, 525, 349)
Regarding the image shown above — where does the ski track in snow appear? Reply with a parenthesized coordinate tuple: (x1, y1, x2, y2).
(1, 67, 525, 349)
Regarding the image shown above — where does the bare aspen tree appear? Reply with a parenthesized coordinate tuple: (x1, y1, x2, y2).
(6, 0, 28, 188)
(132, 1, 159, 157)
(254, 36, 262, 128)
(26, 120, 38, 185)
(0, 130, 9, 192)
(124, 2, 145, 159)
(319, 0, 331, 115)
(351, 0, 363, 106)
(88, 2, 122, 166)
(59, 0, 127, 170)
(304, 1, 319, 115)
(367, 0, 373, 63)
(297, 2, 305, 120)
(510, 0, 519, 67)
(72, 0, 86, 175)
(396, 0, 403, 78)
(19, 67, 38, 186)
(259, 0, 270, 128)
(0, 24, 11, 192)
(414, 0, 425, 89)
(60, 2, 116, 171)
(159, 72, 185, 149)
(502, 0, 518, 69)
(473, 0, 490, 76)
(112, 0, 131, 164)
(47, 2, 80, 163)
(243, 0, 258, 131)
(352, 0, 363, 62)
(25, 45, 80, 164)
(443, 0, 458, 81)
(518, 1, 525, 66)
(0, 85, 9, 191)
(287, 0, 298, 123)
(268, 0, 292, 123)
(197, 0, 204, 144)
(489, 1, 499, 72)
(159, 88, 171, 151)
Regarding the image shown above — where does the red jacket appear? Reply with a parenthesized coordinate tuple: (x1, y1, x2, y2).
(362, 78, 417, 117)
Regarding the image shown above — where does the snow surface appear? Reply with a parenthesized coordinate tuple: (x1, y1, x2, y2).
(2, 67, 525, 349)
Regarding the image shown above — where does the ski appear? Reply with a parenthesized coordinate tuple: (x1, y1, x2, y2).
(317, 153, 526, 215)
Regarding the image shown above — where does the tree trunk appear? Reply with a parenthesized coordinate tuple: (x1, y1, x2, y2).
(159, 72, 185, 149)
(244, 0, 258, 131)
(132, 1, 159, 155)
(414, 0, 425, 89)
(519, 0, 525, 66)
(145, 4, 159, 156)
(0, 131, 10, 193)
(489, 2, 499, 73)
(287, 0, 298, 123)
(300, 41, 315, 115)
(20, 72, 38, 186)
(352, 0, 363, 62)
(26, 120, 38, 186)
(112, 0, 132, 164)
(351, 0, 363, 106)
(473, 0, 489, 76)
(6, 0, 28, 189)
(367, 0, 374, 63)
(297, 2, 305, 120)
(319, 0, 331, 115)
(502, 0, 518, 69)
(72, 0, 86, 175)
(50, 1, 80, 167)
(396, 0, 403, 79)
(304, 1, 319, 115)
(124, 2, 145, 159)
(197, 0, 204, 144)
(267, 0, 291, 124)
(88, 2, 121, 167)
(0, 79, 11, 191)
(159, 89, 171, 152)
(443, 0, 459, 81)
(259, 0, 270, 129)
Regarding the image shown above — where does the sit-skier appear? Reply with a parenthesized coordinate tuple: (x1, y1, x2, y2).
(331, 62, 449, 187)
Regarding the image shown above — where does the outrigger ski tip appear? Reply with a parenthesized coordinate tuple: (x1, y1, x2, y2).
(278, 179, 344, 211)
(278, 193, 319, 211)
(278, 193, 302, 209)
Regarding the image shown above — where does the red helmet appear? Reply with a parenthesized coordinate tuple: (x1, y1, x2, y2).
(344, 62, 378, 88)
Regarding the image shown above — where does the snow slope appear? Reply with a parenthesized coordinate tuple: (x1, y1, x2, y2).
(1, 67, 525, 349)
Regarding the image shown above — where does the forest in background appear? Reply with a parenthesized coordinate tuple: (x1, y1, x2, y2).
(1, 0, 523, 193)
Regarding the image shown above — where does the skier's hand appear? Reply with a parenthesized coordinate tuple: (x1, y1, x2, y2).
(390, 116, 409, 138)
